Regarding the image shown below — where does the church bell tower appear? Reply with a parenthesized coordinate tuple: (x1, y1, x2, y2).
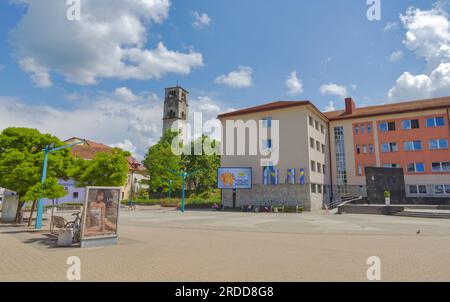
(162, 86, 189, 136)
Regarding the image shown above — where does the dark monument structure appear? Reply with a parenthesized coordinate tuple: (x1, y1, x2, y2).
(365, 167, 406, 204)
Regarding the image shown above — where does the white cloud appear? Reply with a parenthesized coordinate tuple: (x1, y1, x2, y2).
(0, 64, 4, 71)
(0, 89, 163, 159)
(18, 57, 52, 87)
(10, 0, 203, 86)
(388, 2, 450, 100)
(0, 89, 232, 159)
(324, 101, 336, 112)
(215, 66, 253, 88)
(383, 22, 398, 32)
(389, 50, 404, 62)
(110, 139, 137, 154)
(350, 84, 358, 91)
(192, 11, 211, 28)
(114, 87, 142, 102)
(286, 71, 304, 95)
(319, 83, 348, 99)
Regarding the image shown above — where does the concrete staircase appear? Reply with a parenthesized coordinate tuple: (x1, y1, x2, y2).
(337, 204, 450, 219)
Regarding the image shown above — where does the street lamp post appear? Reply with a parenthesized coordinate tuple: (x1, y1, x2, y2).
(170, 169, 197, 213)
(35, 140, 85, 230)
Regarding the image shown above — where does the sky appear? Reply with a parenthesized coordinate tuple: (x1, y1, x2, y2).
(1, 0, 450, 159)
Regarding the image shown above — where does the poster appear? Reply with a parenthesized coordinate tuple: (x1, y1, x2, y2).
(81, 187, 121, 240)
(218, 168, 252, 189)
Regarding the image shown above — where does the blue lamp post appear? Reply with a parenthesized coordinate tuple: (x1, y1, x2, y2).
(35, 140, 85, 230)
(170, 169, 197, 213)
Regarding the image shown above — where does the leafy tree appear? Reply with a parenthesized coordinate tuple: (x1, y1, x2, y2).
(0, 128, 72, 223)
(144, 131, 221, 195)
(70, 148, 129, 187)
(182, 135, 221, 193)
(23, 177, 67, 227)
(143, 130, 183, 194)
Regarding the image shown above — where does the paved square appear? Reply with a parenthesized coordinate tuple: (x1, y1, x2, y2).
(1, 208, 449, 281)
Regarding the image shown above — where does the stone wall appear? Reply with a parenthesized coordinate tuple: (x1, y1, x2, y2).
(222, 184, 324, 211)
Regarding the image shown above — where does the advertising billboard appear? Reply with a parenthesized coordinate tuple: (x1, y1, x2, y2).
(81, 187, 121, 240)
(218, 167, 252, 189)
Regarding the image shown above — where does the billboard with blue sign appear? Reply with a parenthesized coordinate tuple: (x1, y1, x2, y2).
(218, 167, 252, 189)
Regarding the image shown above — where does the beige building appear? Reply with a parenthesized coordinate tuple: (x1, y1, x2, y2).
(218, 101, 331, 211)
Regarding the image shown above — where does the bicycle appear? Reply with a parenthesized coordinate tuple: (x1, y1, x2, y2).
(64, 212, 82, 243)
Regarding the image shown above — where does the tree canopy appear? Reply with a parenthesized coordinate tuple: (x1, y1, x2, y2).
(70, 148, 130, 187)
(144, 131, 221, 194)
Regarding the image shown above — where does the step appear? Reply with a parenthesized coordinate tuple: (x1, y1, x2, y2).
(393, 211, 450, 219)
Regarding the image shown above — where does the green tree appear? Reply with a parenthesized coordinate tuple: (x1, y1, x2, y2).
(0, 128, 72, 223)
(182, 135, 221, 193)
(70, 148, 129, 187)
(144, 130, 183, 194)
(23, 177, 67, 227)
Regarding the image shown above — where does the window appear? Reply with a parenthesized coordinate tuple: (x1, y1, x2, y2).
(362, 144, 367, 154)
(311, 184, 317, 193)
(361, 125, 365, 135)
(367, 123, 372, 134)
(357, 164, 363, 175)
(356, 144, 361, 154)
(318, 185, 322, 194)
(315, 120, 319, 130)
(321, 125, 325, 134)
(427, 117, 445, 128)
(434, 185, 444, 194)
(419, 185, 427, 194)
(317, 162, 322, 173)
(382, 142, 398, 153)
(309, 116, 314, 127)
(310, 137, 315, 148)
(409, 185, 418, 194)
(322, 144, 326, 154)
(369, 144, 374, 153)
(432, 162, 450, 172)
(447, 185, 450, 194)
(388, 122, 396, 131)
(73, 192, 79, 199)
(323, 164, 326, 174)
(311, 160, 316, 172)
(316, 141, 321, 151)
(429, 139, 449, 150)
(380, 121, 396, 132)
(404, 140, 422, 151)
(408, 163, 425, 173)
(384, 163, 400, 168)
(262, 117, 272, 128)
(355, 125, 359, 135)
(402, 119, 420, 129)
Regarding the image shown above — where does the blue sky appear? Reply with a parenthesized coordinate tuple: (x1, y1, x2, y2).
(0, 0, 449, 158)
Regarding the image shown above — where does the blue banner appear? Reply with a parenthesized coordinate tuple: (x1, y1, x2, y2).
(286, 169, 296, 184)
(299, 168, 305, 185)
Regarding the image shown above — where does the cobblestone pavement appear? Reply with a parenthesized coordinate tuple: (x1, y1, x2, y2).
(1, 208, 449, 282)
